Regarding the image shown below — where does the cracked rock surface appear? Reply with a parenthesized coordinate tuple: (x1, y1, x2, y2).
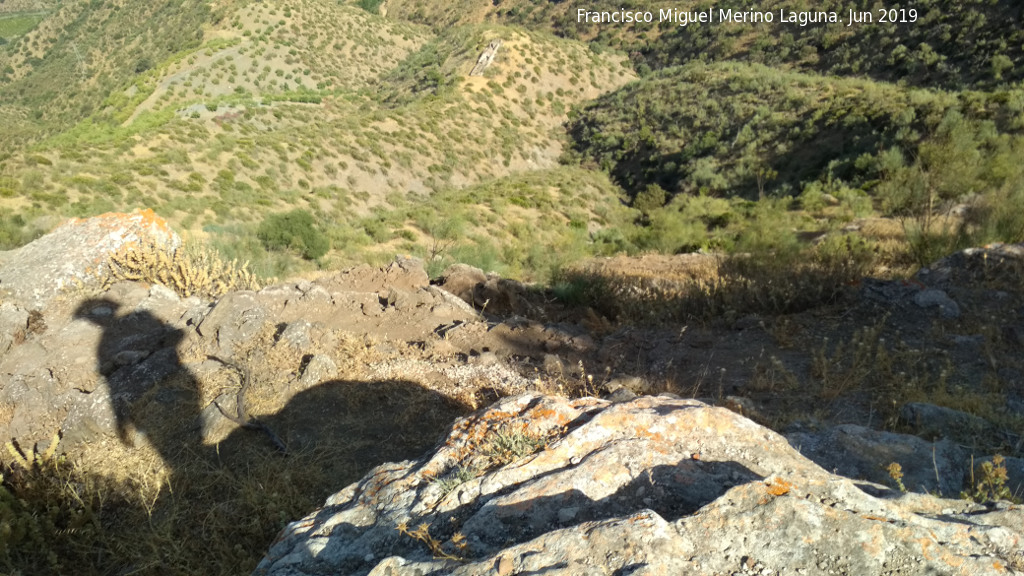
(256, 394, 1024, 576)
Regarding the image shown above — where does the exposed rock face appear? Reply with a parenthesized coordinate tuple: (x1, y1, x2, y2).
(786, 423, 968, 496)
(255, 394, 1024, 576)
(0, 217, 486, 450)
(0, 209, 180, 309)
(469, 39, 501, 77)
(900, 402, 1000, 443)
(436, 263, 528, 316)
(2, 213, 1022, 574)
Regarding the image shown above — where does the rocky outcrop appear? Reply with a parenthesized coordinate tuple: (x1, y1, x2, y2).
(0, 217, 489, 450)
(2, 213, 1022, 575)
(436, 262, 528, 315)
(469, 39, 502, 77)
(256, 394, 1024, 576)
(0, 209, 180, 309)
(786, 423, 968, 496)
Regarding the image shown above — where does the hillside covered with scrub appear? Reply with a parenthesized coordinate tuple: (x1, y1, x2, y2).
(0, 0, 1022, 279)
(0, 0, 1023, 574)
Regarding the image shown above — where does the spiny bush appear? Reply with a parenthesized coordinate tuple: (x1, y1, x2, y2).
(102, 239, 263, 298)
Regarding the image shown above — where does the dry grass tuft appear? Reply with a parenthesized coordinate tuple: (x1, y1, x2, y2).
(559, 236, 875, 324)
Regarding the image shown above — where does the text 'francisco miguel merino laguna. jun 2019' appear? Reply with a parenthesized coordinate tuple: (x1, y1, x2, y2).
(576, 6, 921, 27)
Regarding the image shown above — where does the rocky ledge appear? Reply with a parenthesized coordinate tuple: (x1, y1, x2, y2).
(256, 393, 1023, 576)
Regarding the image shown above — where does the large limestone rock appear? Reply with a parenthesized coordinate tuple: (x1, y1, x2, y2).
(0, 214, 485, 450)
(0, 209, 180, 308)
(255, 394, 1024, 576)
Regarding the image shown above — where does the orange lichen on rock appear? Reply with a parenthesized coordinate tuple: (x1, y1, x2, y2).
(0, 208, 183, 307)
(765, 478, 794, 497)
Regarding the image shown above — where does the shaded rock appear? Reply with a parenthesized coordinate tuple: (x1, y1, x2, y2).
(787, 424, 967, 496)
(901, 402, 998, 443)
(971, 456, 1024, 499)
(721, 395, 766, 422)
(299, 355, 338, 387)
(913, 288, 961, 319)
(473, 276, 524, 316)
(436, 264, 527, 315)
(1003, 325, 1024, 349)
(916, 242, 1024, 288)
(256, 394, 1022, 576)
(0, 209, 180, 308)
(197, 291, 266, 356)
(385, 287, 431, 312)
(605, 387, 636, 403)
(437, 263, 486, 305)
(424, 286, 480, 318)
(604, 375, 653, 395)
(0, 301, 29, 354)
(277, 320, 312, 349)
(61, 346, 185, 446)
(859, 277, 921, 304)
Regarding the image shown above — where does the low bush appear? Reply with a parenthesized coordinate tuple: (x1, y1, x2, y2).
(256, 209, 330, 260)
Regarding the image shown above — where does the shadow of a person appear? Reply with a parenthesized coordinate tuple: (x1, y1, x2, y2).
(74, 297, 204, 473)
(70, 295, 473, 573)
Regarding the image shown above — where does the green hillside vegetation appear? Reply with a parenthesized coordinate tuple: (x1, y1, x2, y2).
(0, 0, 1021, 282)
(0, 12, 45, 42)
(2, 1, 1024, 575)
(346, 166, 637, 279)
(565, 61, 1024, 264)
(0, 0, 634, 278)
(0, 0, 213, 143)
(567, 62, 1024, 199)
(388, 0, 1024, 91)
(638, 0, 1024, 90)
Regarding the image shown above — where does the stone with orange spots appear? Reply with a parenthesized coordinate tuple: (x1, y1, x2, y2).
(256, 393, 1024, 576)
(0, 209, 180, 308)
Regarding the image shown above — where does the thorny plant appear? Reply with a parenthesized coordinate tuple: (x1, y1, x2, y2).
(396, 520, 468, 561)
(101, 239, 264, 298)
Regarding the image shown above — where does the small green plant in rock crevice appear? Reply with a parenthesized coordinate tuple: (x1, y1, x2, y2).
(433, 464, 480, 499)
(484, 429, 547, 467)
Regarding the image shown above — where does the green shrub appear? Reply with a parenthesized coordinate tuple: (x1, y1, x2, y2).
(256, 209, 330, 260)
(0, 213, 29, 250)
(632, 183, 667, 214)
(356, 0, 384, 14)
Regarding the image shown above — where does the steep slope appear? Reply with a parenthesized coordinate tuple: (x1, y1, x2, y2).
(0, 0, 634, 274)
(386, 0, 1024, 91)
(566, 61, 1024, 203)
(0, 0, 214, 142)
(640, 0, 1024, 89)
